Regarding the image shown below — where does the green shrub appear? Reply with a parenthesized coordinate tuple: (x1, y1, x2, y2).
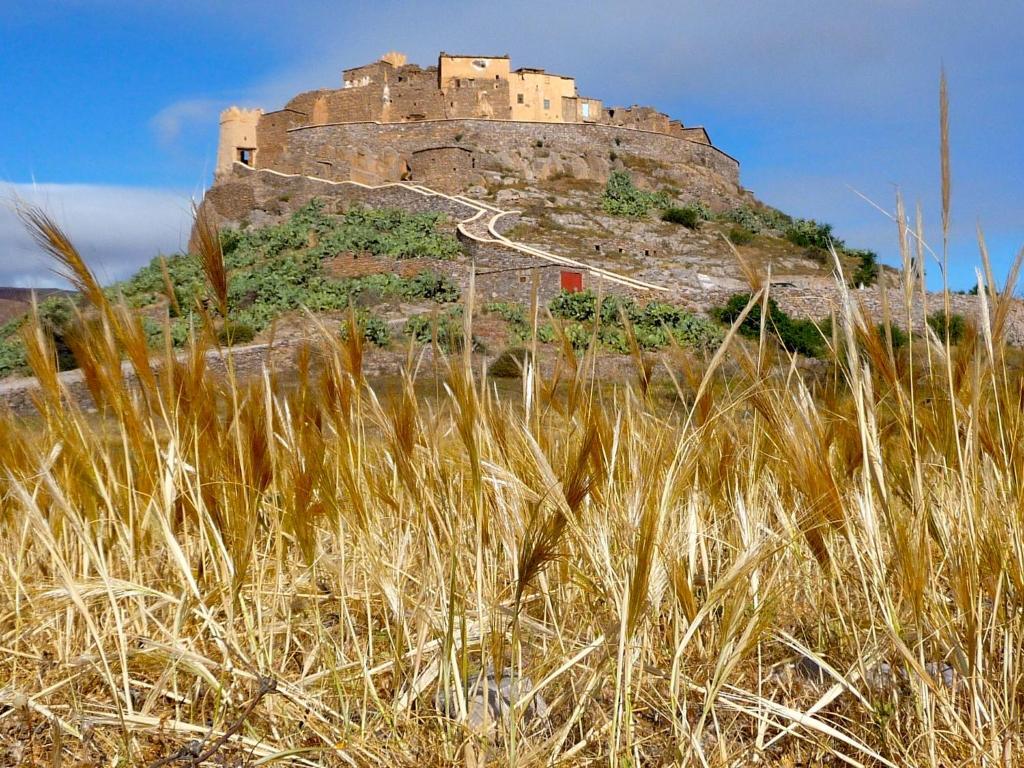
(562, 322, 592, 351)
(549, 289, 597, 321)
(602, 171, 669, 218)
(217, 320, 256, 346)
(848, 249, 880, 287)
(728, 225, 755, 245)
(598, 295, 641, 326)
(0, 337, 28, 378)
(927, 310, 967, 344)
(879, 322, 909, 349)
(670, 313, 727, 353)
(404, 308, 465, 352)
(712, 293, 827, 358)
(718, 205, 791, 234)
(339, 311, 391, 348)
(547, 291, 722, 354)
(661, 207, 700, 229)
(785, 218, 843, 251)
(484, 301, 532, 342)
(399, 270, 460, 302)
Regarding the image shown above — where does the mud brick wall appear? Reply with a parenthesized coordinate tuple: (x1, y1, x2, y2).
(444, 77, 512, 119)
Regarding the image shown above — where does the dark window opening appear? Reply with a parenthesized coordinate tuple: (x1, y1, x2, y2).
(517, 93, 524, 104)
(595, 245, 601, 252)
(519, 274, 527, 283)
(237, 148, 254, 166)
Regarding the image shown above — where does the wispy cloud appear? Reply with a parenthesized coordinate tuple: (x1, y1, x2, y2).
(150, 98, 223, 147)
(0, 183, 194, 287)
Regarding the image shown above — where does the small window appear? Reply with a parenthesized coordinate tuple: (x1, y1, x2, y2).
(455, 78, 461, 88)
(543, 99, 551, 110)
(237, 148, 254, 166)
(519, 274, 527, 283)
(517, 93, 524, 104)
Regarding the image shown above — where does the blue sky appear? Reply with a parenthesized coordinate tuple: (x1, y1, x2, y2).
(1, 0, 1021, 291)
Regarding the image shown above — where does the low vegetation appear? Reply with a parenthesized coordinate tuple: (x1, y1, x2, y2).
(601, 170, 670, 217)
(338, 309, 391, 348)
(660, 206, 701, 229)
(404, 306, 466, 352)
(0, 202, 462, 376)
(712, 292, 828, 357)
(548, 289, 725, 353)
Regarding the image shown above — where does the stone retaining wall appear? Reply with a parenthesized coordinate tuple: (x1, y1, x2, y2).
(700, 283, 1024, 346)
(275, 119, 742, 204)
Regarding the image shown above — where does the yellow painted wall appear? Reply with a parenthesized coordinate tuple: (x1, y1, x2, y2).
(216, 107, 262, 175)
(509, 71, 576, 122)
(439, 55, 511, 90)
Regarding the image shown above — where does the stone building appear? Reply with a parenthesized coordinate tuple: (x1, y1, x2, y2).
(214, 50, 734, 194)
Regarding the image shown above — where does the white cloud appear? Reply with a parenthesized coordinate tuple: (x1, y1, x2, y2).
(0, 183, 195, 288)
(150, 98, 223, 147)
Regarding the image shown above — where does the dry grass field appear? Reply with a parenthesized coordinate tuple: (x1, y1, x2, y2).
(3, 141, 1024, 764)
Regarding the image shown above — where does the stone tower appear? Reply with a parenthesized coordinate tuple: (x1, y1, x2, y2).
(216, 107, 262, 176)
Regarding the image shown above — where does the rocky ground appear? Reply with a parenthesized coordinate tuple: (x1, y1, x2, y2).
(464, 175, 865, 312)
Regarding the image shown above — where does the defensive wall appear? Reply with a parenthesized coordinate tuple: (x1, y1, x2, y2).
(252, 118, 741, 203)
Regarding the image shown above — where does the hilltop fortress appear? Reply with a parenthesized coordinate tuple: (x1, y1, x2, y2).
(211, 51, 741, 199)
(199, 50, 754, 309)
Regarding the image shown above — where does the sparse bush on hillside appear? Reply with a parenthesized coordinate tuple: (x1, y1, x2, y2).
(927, 309, 968, 344)
(728, 225, 755, 245)
(484, 301, 532, 342)
(719, 205, 792, 234)
(661, 206, 700, 229)
(216, 320, 256, 346)
(785, 218, 843, 251)
(218, 199, 462, 264)
(0, 335, 27, 378)
(404, 307, 465, 352)
(0, 295, 80, 376)
(712, 292, 827, 357)
(339, 310, 391, 348)
(848, 249, 880, 287)
(601, 170, 670, 217)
